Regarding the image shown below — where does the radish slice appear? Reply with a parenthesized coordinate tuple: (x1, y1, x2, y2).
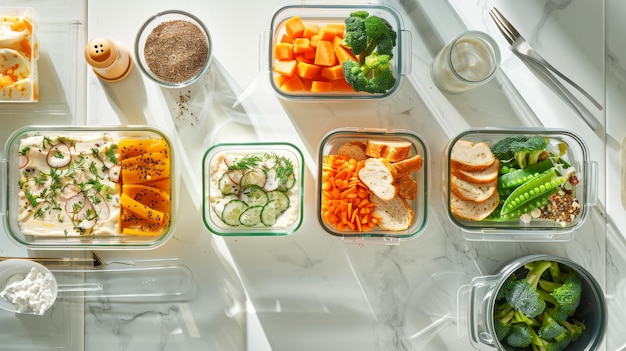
(100, 145, 118, 169)
(18, 155, 29, 169)
(264, 168, 279, 191)
(227, 169, 245, 184)
(65, 193, 86, 214)
(109, 164, 121, 182)
(87, 188, 110, 220)
(75, 198, 97, 230)
(46, 143, 71, 168)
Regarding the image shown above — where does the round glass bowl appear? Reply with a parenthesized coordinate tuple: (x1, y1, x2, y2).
(135, 10, 212, 88)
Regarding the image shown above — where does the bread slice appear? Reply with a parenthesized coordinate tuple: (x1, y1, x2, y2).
(371, 194, 415, 231)
(450, 191, 499, 221)
(396, 174, 417, 200)
(450, 174, 497, 202)
(365, 140, 412, 162)
(393, 154, 423, 177)
(450, 139, 496, 172)
(337, 141, 367, 161)
(358, 158, 398, 201)
(451, 158, 499, 184)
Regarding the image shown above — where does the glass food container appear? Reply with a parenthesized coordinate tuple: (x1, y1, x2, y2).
(202, 142, 304, 236)
(265, 4, 410, 100)
(458, 254, 607, 351)
(1, 126, 177, 250)
(317, 128, 428, 244)
(444, 128, 596, 242)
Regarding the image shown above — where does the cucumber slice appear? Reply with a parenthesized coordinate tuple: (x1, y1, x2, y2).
(267, 190, 290, 213)
(213, 194, 238, 218)
(261, 200, 278, 226)
(239, 206, 263, 226)
(221, 200, 248, 226)
(240, 169, 267, 188)
(278, 172, 296, 191)
(239, 184, 269, 207)
(218, 172, 240, 195)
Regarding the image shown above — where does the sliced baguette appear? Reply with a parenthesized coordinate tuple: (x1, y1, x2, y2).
(337, 141, 367, 161)
(396, 174, 417, 200)
(358, 157, 398, 201)
(393, 154, 423, 177)
(451, 158, 499, 184)
(371, 194, 415, 231)
(365, 140, 412, 162)
(450, 191, 499, 221)
(450, 174, 497, 202)
(450, 139, 496, 172)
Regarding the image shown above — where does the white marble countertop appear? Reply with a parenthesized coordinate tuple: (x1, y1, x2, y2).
(1, 0, 625, 350)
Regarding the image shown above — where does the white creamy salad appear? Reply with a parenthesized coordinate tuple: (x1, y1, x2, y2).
(17, 134, 121, 236)
(209, 151, 300, 230)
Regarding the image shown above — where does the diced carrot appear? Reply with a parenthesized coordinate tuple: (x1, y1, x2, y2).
(273, 59, 297, 77)
(318, 26, 337, 41)
(303, 24, 319, 38)
(314, 40, 337, 67)
(274, 74, 290, 87)
(320, 65, 344, 80)
(332, 78, 356, 92)
(295, 54, 314, 64)
(326, 23, 345, 38)
(303, 49, 316, 61)
(311, 81, 333, 92)
(296, 61, 321, 80)
(293, 38, 314, 55)
(279, 34, 294, 44)
(331, 35, 343, 50)
(284, 16, 305, 38)
(280, 75, 305, 92)
(310, 34, 319, 48)
(334, 45, 357, 65)
(274, 42, 294, 60)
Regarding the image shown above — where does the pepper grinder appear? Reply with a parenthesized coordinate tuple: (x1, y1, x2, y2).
(84, 37, 132, 82)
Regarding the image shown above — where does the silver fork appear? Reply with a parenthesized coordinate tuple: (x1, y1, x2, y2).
(489, 7, 602, 131)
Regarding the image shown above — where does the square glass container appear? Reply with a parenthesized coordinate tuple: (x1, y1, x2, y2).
(1, 125, 177, 250)
(0, 7, 38, 103)
(317, 128, 428, 244)
(265, 4, 409, 100)
(444, 128, 597, 242)
(202, 142, 304, 236)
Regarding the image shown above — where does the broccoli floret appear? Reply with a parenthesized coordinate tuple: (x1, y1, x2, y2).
(342, 52, 396, 94)
(505, 261, 552, 318)
(363, 15, 397, 57)
(505, 323, 533, 348)
(342, 11, 369, 55)
(494, 303, 515, 340)
(548, 274, 583, 322)
(539, 312, 567, 340)
(510, 136, 549, 168)
(490, 135, 549, 168)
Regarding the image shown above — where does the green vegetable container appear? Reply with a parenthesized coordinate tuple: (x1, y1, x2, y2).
(444, 128, 597, 242)
(458, 254, 606, 351)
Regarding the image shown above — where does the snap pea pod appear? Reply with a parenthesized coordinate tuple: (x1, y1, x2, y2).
(500, 168, 567, 216)
(497, 159, 555, 189)
(500, 188, 559, 219)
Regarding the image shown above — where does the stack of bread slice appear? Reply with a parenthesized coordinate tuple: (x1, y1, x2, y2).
(338, 139, 423, 231)
(449, 139, 500, 221)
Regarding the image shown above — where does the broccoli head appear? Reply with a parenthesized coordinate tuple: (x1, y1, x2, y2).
(538, 312, 567, 340)
(549, 274, 583, 321)
(342, 53, 396, 94)
(364, 15, 397, 57)
(342, 11, 369, 55)
(505, 323, 533, 348)
(490, 135, 549, 168)
(505, 261, 552, 318)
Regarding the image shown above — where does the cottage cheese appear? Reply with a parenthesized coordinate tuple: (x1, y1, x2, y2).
(0, 267, 55, 315)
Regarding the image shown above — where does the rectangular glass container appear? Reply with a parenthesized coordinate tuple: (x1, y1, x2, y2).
(202, 142, 304, 236)
(317, 128, 428, 243)
(444, 128, 597, 241)
(1, 125, 177, 249)
(266, 4, 409, 100)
